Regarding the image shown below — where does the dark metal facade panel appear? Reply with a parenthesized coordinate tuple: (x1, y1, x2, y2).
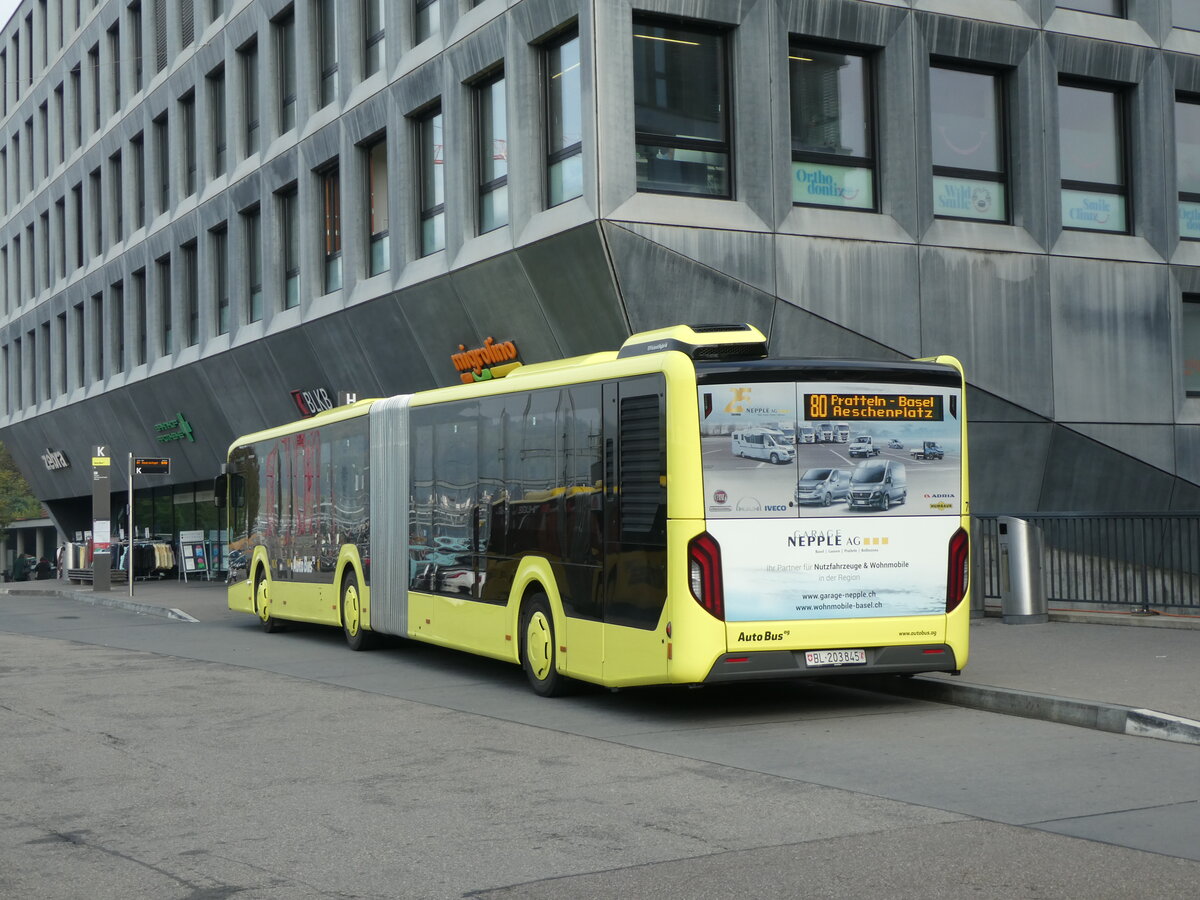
(518, 223, 628, 355)
(967, 386, 1053, 425)
(769, 298, 906, 361)
(919, 246, 1055, 418)
(776, 235, 922, 357)
(968, 420, 1054, 513)
(1049, 257, 1174, 423)
(449, 252, 564, 365)
(1040, 424, 1177, 512)
(298, 315, 386, 403)
(602, 221, 775, 335)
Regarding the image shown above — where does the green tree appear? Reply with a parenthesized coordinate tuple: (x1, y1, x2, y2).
(0, 442, 43, 538)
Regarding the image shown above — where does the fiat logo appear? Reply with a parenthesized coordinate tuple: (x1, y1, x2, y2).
(714, 490, 728, 504)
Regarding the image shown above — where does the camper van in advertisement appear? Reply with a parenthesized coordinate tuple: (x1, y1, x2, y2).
(731, 428, 795, 464)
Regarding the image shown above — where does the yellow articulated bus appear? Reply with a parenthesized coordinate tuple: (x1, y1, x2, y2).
(217, 324, 970, 696)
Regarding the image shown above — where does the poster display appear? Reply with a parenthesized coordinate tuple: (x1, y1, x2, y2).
(699, 379, 964, 621)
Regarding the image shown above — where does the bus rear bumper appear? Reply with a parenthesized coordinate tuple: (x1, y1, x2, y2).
(702, 645, 959, 683)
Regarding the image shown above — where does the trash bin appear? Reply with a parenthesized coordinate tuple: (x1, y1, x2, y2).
(997, 516, 1048, 624)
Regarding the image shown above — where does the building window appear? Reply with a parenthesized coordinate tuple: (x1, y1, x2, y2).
(181, 0, 195, 47)
(321, 163, 342, 293)
(209, 67, 226, 178)
(275, 8, 295, 134)
(1177, 0, 1200, 31)
(56, 311, 66, 393)
(92, 293, 104, 381)
(241, 39, 259, 157)
(183, 241, 199, 346)
(108, 23, 121, 113)
(633, 17, 730, 198)
(363, 0, 384, 77)
(54, 197, 65, 279)
(133, 268, 147, 365)
(110, 151, 123, 241)
(415, 0, 439, 45)
(112, 281, 125, 374)
(39, 212, 49, 291)
(40, 322, 51, 402)
(280, 186, 299, 308)
(418, 106, 444, 256)
(477, 71, 507, 233)
(89, 167, 102, 257)
(930, 65, 1006, 223)
(546, 30, 581, 206)
(243, 205, 262, 321)
(1057, 1, 1122, 15)
(153, 0, 167, 72)
(181, 91, 196, 196)
(72, 182, 83, 269)
(317, 0, 339, 108)
(1177, 96, 1200, 240)
(1059, 81, 1128, 234)
(213, 224, 229, 335)
(365, 137, 389, 275)
(789, 44, 875, 211)
(73, 303, 84, 388)
(53, 83, 64, 164)
(153, 112, 169, 213)
(88, 43, 100, 130)
(131, 1, 143, 92)
(69, 63, 82, 149)
(156, 254, 171, 356)
(131, 131, 146, 228)
(1185, 295, 1200, 396)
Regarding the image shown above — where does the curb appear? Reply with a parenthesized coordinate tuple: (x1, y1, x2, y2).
(842, 674, 1200, 746)
(1, 588, 198, 623)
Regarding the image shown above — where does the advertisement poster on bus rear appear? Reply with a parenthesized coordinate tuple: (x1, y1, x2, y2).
(697, 379, 963, 621)
(706, 516, 959, 621)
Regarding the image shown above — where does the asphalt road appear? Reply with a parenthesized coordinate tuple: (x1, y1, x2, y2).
(1, 593, 1198, 899)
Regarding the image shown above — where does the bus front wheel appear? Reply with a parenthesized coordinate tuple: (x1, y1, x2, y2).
(520, 593, 572, 697)
(255, 569, 281, 633)
(341, 570, 372, 651)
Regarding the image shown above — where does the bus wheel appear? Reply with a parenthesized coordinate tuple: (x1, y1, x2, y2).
(341, 570, 372, 651)
(255, 569, 281, 633)
(520, 594, 571, 697)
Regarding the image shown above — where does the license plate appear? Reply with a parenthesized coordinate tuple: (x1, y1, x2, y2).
(805, 648, 867, 667)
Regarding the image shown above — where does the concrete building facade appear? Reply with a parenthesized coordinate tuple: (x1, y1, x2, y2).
(1, 0, 1200, 549)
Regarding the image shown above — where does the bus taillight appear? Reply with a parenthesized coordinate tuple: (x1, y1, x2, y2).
(688, 532, 725, 621)
(946, 527, 969, 613)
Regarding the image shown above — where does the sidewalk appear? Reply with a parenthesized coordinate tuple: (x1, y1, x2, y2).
(4, 578, 1199, 744)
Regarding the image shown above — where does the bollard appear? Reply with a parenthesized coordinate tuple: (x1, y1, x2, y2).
(997, 516, 1048, 624)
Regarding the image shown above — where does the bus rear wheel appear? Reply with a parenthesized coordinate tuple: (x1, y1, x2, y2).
(255, 569, 281, 633)
(520, 593, 572, 697)
(341, 570, 372, 651)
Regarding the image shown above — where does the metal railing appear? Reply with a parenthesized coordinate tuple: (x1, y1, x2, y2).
(974, 514, 1200, 612)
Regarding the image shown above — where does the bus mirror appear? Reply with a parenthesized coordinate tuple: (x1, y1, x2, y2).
(213, 474, 227, 508)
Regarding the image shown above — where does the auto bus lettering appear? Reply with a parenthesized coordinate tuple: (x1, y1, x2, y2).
(737, 630, 789, 642)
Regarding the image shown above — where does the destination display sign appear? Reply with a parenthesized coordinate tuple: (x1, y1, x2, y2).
(134, 457, 171, 474)
(803, 393, 944, 421)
